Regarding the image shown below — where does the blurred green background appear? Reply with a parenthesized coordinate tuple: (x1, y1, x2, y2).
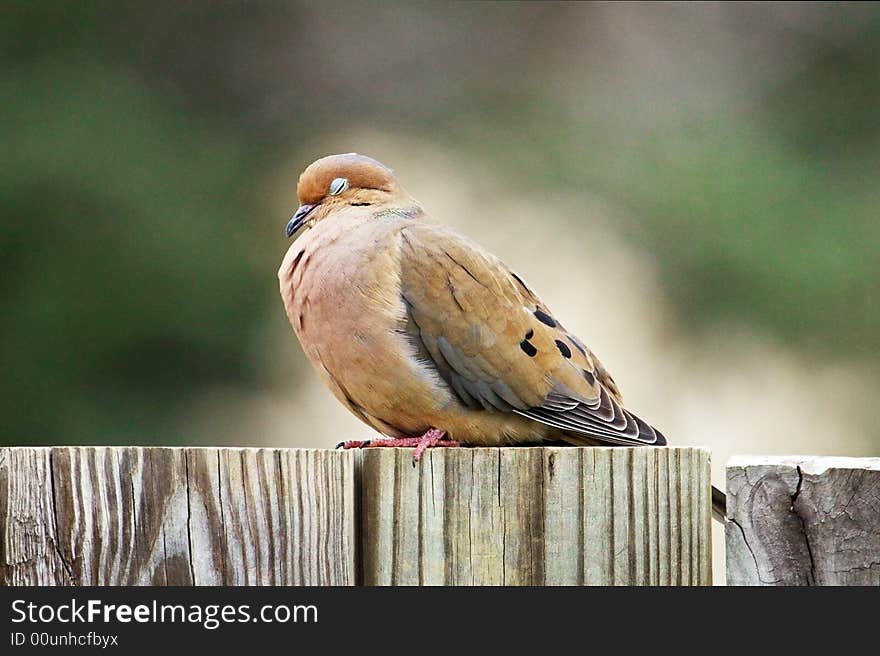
(2, 0, 878, 468)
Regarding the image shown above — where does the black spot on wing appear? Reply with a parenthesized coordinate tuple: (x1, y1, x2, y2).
(534, 308, 557, 327)
(555, 339, 572, 358)
(520, 339, 537, 357)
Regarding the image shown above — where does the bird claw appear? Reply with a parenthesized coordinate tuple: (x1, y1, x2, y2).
(336, 440, 373, 450)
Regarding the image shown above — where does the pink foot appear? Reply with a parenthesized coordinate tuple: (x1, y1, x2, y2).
(336, 428, 459, 464)
(409, 428, 459, 462)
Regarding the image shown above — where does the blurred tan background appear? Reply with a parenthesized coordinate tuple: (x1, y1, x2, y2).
(3, 2, 878, 582)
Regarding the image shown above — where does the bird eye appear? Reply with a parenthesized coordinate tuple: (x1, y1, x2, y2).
(328, 177, 349, 196)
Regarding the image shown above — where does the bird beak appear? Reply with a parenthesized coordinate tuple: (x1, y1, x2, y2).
(286, 203, 318, 237)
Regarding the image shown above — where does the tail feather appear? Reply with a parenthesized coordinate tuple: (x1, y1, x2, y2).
(712, 486, 727, 523)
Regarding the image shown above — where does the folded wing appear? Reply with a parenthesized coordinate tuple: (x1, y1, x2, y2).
(397, 223, 665, 446)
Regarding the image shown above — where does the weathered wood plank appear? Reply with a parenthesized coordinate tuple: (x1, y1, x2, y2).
(359, 446, 711, 585)
(0, 449, 71, 585)
(0, 447, 356, 585)
(726, 456, 880, 586)
(2, 446, 711, 586)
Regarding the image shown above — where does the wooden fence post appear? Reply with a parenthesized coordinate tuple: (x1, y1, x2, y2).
(1, 446, 712, 586)
(726, 456, 880, 585)
(0, 447, 356, 585)
(359, 446, 711, 585)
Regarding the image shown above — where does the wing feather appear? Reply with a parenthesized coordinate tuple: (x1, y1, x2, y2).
(397, 223, 666, 446)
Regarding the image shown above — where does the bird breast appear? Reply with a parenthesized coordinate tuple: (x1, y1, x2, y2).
(278, 212, 453, 434)
(279, 213, 404, 343)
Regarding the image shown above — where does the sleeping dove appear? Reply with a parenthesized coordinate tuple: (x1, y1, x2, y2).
(279, 153, 725, 520)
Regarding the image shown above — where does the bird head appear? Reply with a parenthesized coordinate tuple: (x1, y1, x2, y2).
(286, 153, 403, 237)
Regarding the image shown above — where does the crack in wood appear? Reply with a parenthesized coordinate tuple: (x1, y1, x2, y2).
(727, 457, 880, 586)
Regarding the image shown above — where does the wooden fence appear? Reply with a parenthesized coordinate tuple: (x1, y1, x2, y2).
(0, 446, 711, 586)
(3, 447, 877, 585)
(725, 455, 880, 585)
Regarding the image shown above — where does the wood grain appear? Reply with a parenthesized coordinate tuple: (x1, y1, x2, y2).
(0, 447, 356, 585)
(726, 456, 880, 585)
(2, 446, 711, 586)
(0, 448, 70, 585)
(359, 446, 712, 585)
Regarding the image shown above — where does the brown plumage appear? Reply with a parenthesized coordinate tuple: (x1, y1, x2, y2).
(279, 153, 664, 449)
(280, 153, 727, 521)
